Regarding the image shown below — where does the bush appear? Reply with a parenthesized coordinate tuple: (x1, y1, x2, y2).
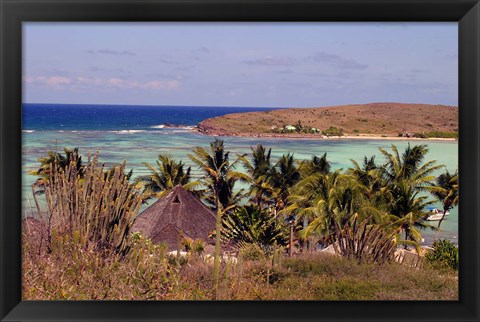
(322, 127, 344, 137)
(192, 239, 206, 255)
(413, 132, 427, 138)
(239, 243, 265, 261)
(425, 131, 458, 139)
(414, 131, 458, 139)
(425, 239, 458, 270)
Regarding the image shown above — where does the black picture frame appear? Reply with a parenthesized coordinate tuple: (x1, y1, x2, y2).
(1, 0, 479, 321)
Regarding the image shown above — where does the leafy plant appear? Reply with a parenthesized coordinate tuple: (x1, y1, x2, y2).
(322, 127, 344, 136)
(239, 242, 265, 261)
(425, 239, 458, 270)
(222, 205, 288, 249)
(192, 239, 206, 256)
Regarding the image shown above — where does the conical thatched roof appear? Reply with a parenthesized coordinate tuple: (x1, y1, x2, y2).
(132, 185, 216, 249)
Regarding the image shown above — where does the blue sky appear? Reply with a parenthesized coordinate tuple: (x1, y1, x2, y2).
(23, 22, 458, 107)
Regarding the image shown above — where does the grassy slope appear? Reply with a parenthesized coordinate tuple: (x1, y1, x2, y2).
(199, 103, 458, 137)
(23, 242, 458, 300)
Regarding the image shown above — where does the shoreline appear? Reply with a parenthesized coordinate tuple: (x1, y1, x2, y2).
(195, 126, 457, 142)
(196, 102, 458, 142)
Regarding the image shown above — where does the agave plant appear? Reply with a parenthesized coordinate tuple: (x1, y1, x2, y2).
(34, 152, 142, 256)
(333, 214, 397, 264)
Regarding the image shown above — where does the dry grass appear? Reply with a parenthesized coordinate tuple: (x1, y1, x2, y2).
(199, 103, 458, 137)
(22, 233, 458, 301)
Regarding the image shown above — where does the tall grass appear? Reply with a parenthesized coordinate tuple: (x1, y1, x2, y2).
(22, 238, 458, 300)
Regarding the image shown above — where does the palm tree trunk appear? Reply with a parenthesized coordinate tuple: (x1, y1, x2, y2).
(404, 227, 409, 250)
(289, 223, 294, 257)
(437, 207, 448, 229)
(434, 206, 448, 240)
(212, 190, 222, 299)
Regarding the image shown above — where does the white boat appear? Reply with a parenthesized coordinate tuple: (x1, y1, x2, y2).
(425, 207, 449, 221)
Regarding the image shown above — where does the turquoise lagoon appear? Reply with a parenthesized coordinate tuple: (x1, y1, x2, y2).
(22, 129, 459, 245)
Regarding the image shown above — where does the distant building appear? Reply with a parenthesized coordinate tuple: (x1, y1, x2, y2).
(131, 185, 216, 249)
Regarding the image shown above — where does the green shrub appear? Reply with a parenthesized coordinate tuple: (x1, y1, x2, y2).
(414, 131, 458, 139)
(239, 243, 265, 261)
(425, 239, 458, 270)
(192, 239, 206, 255)
(322, 126, 344, 137)
(424, 131, 458, 139)
(413, 132, 427, 138)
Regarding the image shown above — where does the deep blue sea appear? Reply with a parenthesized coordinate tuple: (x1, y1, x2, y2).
(22, 103, 276, 131)
(22, 103, 459, 244)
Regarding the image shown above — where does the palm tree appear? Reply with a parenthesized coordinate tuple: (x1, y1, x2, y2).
(387, 179, 435, 249)
(188, 139, 248, 298)
(189, 139, 248, 211)
(379, 144, 443, 248)
(133, 154, 197, 199)
(430, 169, 459, 229)
(261, 153, 301, 215)
(348, 156, 388, 208)
(240, 144, 273, 207)
(29, 147, 84, 193)
(299, 153, 331, 177)
(284, 161, 399, 257)
(281, 171, 338, 243)
(379, 144, 441, 186)
(222, 205, 288, 250)
(349, 156, 378, 187)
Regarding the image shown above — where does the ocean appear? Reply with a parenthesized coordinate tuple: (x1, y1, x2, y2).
(22, 103, 459, 244)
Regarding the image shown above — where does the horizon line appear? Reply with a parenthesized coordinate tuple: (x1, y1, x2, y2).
(22, 101, 458, 108)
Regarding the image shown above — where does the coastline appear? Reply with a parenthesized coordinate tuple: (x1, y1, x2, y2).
(195, 102, 458, 142)
(195, 125, 457, 142)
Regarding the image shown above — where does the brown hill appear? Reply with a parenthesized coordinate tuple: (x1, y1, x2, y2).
(198, 103, 458, 138)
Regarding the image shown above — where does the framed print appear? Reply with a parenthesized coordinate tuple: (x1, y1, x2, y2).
(1, 0, 479, 321)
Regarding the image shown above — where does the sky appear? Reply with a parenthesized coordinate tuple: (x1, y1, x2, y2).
(23, 22, 458, 107)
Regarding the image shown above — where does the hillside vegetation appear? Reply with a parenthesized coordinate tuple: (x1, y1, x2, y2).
(198, 103, 458, 138)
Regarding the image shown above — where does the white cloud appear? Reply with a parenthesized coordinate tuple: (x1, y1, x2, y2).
(46, 76, 71, 86)
(24, 75, 180, 91)
(143, 80, 180, 90)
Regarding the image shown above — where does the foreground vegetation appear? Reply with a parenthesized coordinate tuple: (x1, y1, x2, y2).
(24, 141, 459, 300)
(23, 233, 458, 300)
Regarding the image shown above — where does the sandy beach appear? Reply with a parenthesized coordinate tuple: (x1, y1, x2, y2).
(195, 126, 457, 142)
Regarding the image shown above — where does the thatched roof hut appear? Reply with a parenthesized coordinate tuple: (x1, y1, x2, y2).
(131, 185, 216, 249)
